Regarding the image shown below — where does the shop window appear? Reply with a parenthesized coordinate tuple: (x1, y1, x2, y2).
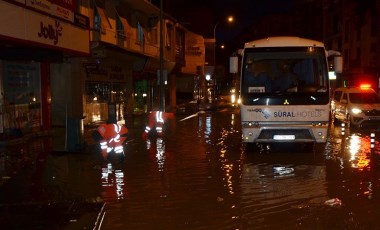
(134, 80, 148, 113)
(85, 82, 110, 123)
(112, 83, 127, 103)
(112, 83, 128, 121)
(2, 62, 41, 131)
(86, 82, 110, 103)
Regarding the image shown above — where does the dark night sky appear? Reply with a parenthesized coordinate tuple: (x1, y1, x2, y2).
(214, 0, 295, 43)
(154, 0, 295, 42)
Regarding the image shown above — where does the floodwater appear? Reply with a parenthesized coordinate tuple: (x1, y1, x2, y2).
(2, 108, 380, 229)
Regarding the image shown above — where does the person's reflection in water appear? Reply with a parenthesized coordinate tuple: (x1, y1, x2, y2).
(146, 137, 166, 172)
(101, 162, 125, 201)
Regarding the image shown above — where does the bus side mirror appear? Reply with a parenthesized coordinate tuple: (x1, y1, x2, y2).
(334, 56, 343, 74)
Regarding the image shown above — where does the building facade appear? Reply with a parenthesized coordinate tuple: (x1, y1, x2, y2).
(322, 0, 380, 91)
(0, 0, 205, 147)
(233, 0, 380, 92)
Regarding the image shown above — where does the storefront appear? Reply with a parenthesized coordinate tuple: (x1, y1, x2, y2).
(1, 61, 42, 136)
(82, 48, 139, 125)
(84, 70, 130, 125)
(0, 0, 90, 140)
(136, 58, 175, 112)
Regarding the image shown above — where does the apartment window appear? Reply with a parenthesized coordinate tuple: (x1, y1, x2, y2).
(356, 28, 361, 41)
(371, 17, 378, 36)
(371, 43, 377, 55)
(166, 23, 173, 48)
(146, 28, 158, 45)
(93, 5, 111, 33)
(370, 43, 377, 66)
(344, 48, 349, 66)
(137, 22, 144, 44)
(116, 16, 124, 39)
(333, 14, 340, 34)
(94, 7, 101, 31)
(356, 47, 361, 66)
(344, 20, 349, 42)
(338, 39, 342, 52)
(175, 29, 185, 57)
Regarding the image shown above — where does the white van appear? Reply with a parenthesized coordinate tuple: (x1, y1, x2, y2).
(331, 85, 380, 129)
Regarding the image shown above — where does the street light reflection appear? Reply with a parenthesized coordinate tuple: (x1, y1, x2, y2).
(346, 134, 371, 170)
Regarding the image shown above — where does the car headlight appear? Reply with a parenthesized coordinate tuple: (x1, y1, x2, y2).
(351, 108, 362, 114)
(231, 94, 236, 103)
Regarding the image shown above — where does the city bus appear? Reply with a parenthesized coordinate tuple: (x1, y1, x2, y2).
(235, 37, 342, 148)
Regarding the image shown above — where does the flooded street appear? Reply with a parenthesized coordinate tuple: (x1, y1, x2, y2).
(2, 108, 380, 229)
(98, 108, 380, 229)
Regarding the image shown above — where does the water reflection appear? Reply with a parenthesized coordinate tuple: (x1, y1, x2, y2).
(198, 114, 212, 144)
(146, 137, 166, 172)
(217, 125, 242, 196)
(156, 138, 165, 171)
(61, 115, 380, 229)
(101, 163, 125, 200)
(197, 110, 244, 228)
(241, 158, 328, 228)
(323, 126, 380, 228)
(326, 126, 380, 171)
(347, 134, 371, 170)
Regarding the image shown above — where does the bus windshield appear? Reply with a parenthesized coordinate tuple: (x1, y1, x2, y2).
(241, 47, 328, 97)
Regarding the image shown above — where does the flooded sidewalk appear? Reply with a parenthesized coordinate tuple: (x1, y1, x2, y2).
(0, 129, 105, 229)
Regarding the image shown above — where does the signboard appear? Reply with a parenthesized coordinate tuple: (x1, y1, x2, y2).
(0, 1, 89, 54)
(25, 0, 75, 22)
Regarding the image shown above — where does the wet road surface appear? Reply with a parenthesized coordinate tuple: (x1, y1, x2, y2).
(1, 107, 380, 229)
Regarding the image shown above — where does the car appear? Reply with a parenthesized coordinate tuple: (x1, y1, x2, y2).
(218, 87, 241, 107)
(331, 85, 380, 129)
(229, 87, 241, 106)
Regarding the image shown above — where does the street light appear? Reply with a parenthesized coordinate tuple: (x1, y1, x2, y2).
(212, 16, 233, 97)
(213, 16, 234, 66)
